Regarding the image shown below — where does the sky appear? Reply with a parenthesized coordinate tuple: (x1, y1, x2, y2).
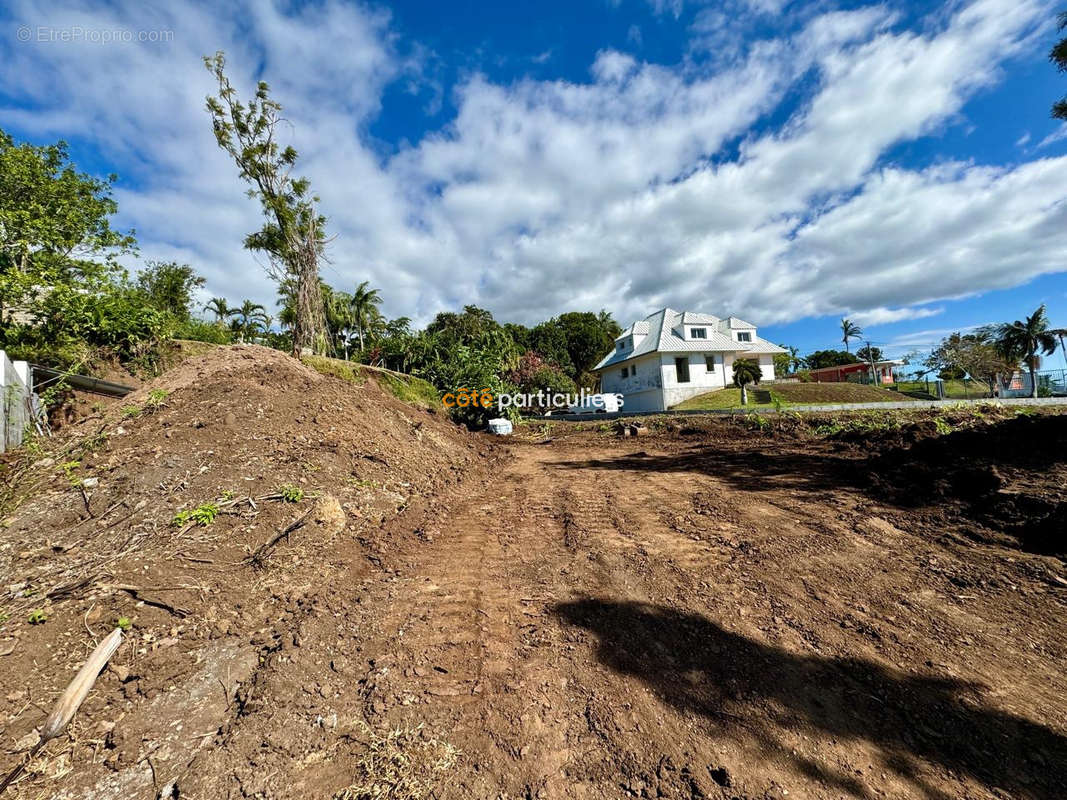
(4, 0, 1067, 367)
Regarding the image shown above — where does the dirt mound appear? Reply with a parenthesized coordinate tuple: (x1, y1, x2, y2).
(0, 345, 492, 799)
(866, 413, 1067, 554)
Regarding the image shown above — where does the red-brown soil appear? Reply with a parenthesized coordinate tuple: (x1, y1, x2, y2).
(1, 351, 1065, 800)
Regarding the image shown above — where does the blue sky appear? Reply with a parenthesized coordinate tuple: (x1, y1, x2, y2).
(3, 0, 1067, 367)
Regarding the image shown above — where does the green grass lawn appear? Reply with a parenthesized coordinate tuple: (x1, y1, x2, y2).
(672, 387, 776, 410)
(672, 381, 917, 411)
(890, 379, 993, 400)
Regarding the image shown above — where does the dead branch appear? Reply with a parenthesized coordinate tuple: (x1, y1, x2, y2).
(0, 629, 123, 796)
(248, 508, 313, 567)
(102, 584, 189, 618)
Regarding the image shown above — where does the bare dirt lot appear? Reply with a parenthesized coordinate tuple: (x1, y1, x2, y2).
(2, 350, 1065, 800)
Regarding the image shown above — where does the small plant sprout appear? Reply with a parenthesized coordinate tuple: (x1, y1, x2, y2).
(60, 460, 81, 486)
(121, 405, 141, 419)
(28, 608, 48, 625)
(279, 484, 305, 503)
(173, 503, 221, 527)
(934, 417, 953, 436)
(145, 388, 169, 411)
(116, 616, 133, 631)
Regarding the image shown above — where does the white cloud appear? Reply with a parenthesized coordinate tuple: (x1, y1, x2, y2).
(0, 0, 1060, 332)
(1038, 123, 1067, 148)
(850, 307, 945, 327)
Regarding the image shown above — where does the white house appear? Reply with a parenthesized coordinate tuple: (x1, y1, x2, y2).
(592, 308, 786, 412)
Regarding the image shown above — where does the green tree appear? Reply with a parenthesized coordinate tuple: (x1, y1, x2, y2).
(1050, 326, 1067, 369)
(0, 127, 167, 367)
(773, 344, 802, 376)
(322, 285, 355, 359)
(1050, 12, 1067, 119)
(557, 311, 613, 386)
(503, 322, 531, 351)
(230, 300, 270, 343)
(426, 305, 500, 346)
(204, 296, 234, 325)
(527, 321, 574, 376)
(204, 51, 327, 356)
(0, 129, 134, 278)
(349, 281, 382, 352)
(596, 309, 623, 339)
(732, 358, 762, 405)
(924, 330, 1014, 396)
(855, 344, 882, 364)
(804, 349, 856, 370)
(136, 261, 204, 320)
(840, 318, 862, 353)
(990, 305, 1058, 399)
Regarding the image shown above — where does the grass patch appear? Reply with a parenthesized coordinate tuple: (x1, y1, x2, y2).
(372, 371, 440, 409)
(674, 381, 915, 411)
(302, 355, 368, 386)
(302, 355, 440, 409)
(890, 379, 993, 401)
(673, 387, 777, 411)
(332, 722, 459, 800)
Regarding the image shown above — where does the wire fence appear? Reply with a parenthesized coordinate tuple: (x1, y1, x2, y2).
(876, 369, 1067, 400)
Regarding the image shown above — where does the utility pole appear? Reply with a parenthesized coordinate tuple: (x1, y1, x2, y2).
(865, 340, 877, 386)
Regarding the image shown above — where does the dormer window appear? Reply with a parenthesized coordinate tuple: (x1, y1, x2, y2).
(690, 327, 707, 339)
(736, 332, 752, 342)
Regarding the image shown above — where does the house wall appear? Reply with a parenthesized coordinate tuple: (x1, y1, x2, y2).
(660, 351, 734, 408)
(757, 354, 775, 381)
(597, 348, 778, 411)
(600, 354, 663, 412)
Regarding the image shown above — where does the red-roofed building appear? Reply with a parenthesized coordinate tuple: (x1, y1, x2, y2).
(808, 360, 902, 385)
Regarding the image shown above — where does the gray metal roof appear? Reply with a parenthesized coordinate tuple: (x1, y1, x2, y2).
(594, 308, 786, 371)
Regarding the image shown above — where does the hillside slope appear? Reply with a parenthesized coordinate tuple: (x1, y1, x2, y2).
(0, 345, 492, 799)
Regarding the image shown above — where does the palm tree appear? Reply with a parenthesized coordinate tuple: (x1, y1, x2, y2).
(732, 358, 762, 405)
(991, 305, 1058, 399)
(783, 344, 802, 373)
(840, 318, 863, 353)
(323, 288, 355, 359)
(350, 281, 382, 352)
(596, 309, 622, 339)
(231, 300, 270, 343)
(204, 297, 233, 326)
(1050, 326, 1067, 372)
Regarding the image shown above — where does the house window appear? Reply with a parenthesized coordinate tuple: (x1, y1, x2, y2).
(630, 365, 637, 377)
(675, 357, 690, 383)
(691, 327, 707, 339)
(736, 331, 752, 342)
(705, 355, 716, 371)
(617, 342, 625, 351)
(621, 367, 628, 378)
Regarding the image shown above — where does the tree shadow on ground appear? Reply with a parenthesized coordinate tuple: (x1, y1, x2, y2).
(554, 598, 1067, 799)
(551, 443, 860, 496)
(551, 421, 1067, 555)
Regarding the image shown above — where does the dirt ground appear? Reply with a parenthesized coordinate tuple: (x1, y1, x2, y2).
(2, 349, 1066, 800)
